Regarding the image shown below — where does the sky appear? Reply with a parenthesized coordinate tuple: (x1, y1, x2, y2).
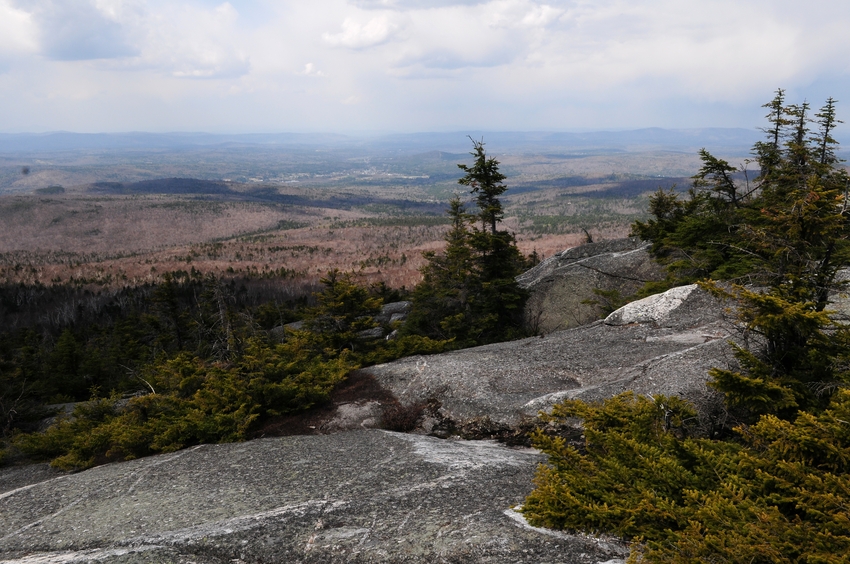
(1, 0, 849, 135)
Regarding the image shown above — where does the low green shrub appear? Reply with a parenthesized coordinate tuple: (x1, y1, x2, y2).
(15, 342, 355, 470)
(523, 391, 850, 563)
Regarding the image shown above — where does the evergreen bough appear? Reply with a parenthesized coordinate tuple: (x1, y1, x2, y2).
(524, 390, 850, 564)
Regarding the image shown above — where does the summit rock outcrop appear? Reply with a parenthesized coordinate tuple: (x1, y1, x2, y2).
(360, 282, 732, 433)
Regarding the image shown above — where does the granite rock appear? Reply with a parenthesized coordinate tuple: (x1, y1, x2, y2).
(360, 283, 733, 429)
(0, 431, 627, 564)
(517, 238, 665, 334)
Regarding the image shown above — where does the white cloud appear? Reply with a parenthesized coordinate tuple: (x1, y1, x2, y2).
(379, 1, 563, 74)
(535, 0, 805, 99)
(364, 0, 826, 99)
(9, 0, 251, 78)
(485, 0, 563, 29)
(351, 0, 484, 8)
(300, 62, 326, 77)
(323, 15, 399, 49)
(0, 1, 38, 56)
(130, 2, 251, 79)
(21, 0, 137, 61)
(2, 0, 850, 133)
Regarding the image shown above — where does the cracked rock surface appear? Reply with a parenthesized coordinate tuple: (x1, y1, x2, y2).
(361, 284, 733, 427)
(517, 237, 665, 333)
(0, 430, 627, 564)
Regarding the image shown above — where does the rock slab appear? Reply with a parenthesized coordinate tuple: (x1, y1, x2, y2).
(0, 430, 627, 564)
(517, 238, 665, 334)
(361, 285, 732, 428)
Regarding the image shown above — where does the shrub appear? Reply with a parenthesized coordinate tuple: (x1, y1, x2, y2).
(523, 391, 850, 563)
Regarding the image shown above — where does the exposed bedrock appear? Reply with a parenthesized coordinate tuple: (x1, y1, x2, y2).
(360, 281, 733, 430)
(0, 430, 627, 564)
(517, 237, 665, 334)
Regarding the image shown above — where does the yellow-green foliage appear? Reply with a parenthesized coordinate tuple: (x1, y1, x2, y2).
(10, 270, 448, 471)
(523, 391, 850, 563)
(15, 339, 355, 470)
(362, 334, 449, 365)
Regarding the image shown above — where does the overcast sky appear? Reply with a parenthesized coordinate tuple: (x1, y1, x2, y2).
(1, 0, 848, 134)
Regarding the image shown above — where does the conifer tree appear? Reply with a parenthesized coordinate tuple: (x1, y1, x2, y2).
(458, 138, 508, 235)
(405, 140, 528, 346)
(633, 92, 850, 419)
(403, 198, 475, 341)
(301, 269, 383, 355)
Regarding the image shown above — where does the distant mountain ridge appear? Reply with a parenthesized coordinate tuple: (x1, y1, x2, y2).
(0, 132, 352, 152)
(0, 128, 766, 154)
(371, 128, 765, 153)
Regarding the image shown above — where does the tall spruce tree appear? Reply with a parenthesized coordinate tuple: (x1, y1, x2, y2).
(458, 138, 508, 235)
(632, 90, 850, 419)
(404, 140, 528, 347)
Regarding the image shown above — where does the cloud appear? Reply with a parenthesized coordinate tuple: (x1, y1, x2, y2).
(384, 1, 557, 74)
(22, 0, 137, 61)
(128, 2, 251, 79)
(533, 0, 804, 99)
(8, 0, 251, 78)
(2, 0, 850, 134)
(300, 62, 326, 77)
(351, 0, 484, 9)
(323, 15, 399, 49)
(0, 1, 38, 58)
(370, 0, 830, 98)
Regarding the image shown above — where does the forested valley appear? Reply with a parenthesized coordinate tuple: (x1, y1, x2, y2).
(2, 92, 850, 563)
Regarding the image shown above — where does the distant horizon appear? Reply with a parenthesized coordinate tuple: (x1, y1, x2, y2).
(0, 125, 765, 135)
(0, 127, 778, 156)
(9, 127, 850, 157)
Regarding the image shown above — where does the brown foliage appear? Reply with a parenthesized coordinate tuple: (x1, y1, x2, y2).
(0, 192, 631, 291)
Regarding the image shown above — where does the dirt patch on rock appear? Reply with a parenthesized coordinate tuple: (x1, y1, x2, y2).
(251, 372, 399, 438)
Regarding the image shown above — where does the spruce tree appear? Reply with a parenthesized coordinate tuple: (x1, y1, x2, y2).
(403, 198, 475, 342)
(458, 138, 508, 235)
(633, 92, 850, 419)
(301, 269, 383, 355)
(405, 140, 528, 347)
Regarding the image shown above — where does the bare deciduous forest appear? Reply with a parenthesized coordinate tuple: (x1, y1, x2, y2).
(0, 191, 608, 290)
(0, 144, 698, 291)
